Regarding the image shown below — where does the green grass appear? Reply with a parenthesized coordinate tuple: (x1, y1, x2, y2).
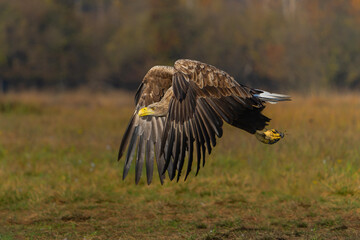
(0, 91, 360, 239)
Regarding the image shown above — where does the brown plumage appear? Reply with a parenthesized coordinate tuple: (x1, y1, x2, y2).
(118, 59, 290, 184)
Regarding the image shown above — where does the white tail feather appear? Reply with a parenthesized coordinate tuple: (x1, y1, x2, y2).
(254, 90, 291, 104)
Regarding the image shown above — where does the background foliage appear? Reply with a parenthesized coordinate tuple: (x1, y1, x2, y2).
(1, 0, 360, 91)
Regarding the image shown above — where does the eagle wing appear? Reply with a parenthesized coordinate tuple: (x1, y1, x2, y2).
(118, 66, 173, 184)
(161, 59, 274, 181)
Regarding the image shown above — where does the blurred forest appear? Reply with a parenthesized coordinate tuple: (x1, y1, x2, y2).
(1, 0, 360, 91)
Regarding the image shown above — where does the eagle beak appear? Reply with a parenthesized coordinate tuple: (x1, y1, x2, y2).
(138, 107, 155, 117)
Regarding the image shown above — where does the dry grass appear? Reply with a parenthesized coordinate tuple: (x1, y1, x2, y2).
(0, 91, 359, 239)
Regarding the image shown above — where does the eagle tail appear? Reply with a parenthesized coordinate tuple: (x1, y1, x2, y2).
(254, 90, 291, 104)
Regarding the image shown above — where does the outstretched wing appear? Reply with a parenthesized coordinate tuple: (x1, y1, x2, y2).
(118, 66, 173, 184)
(161, 59, 284, 181)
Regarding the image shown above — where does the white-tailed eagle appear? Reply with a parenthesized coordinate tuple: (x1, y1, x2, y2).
(118, 59, 290, 184)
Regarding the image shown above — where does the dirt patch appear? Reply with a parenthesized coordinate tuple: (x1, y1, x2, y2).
(61, 213, 91, 222)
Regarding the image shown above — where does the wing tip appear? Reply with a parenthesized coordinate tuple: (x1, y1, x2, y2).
(117, 152, 123, 161)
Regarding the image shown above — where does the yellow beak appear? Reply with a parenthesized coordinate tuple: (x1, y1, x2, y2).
(138, 107, 155, 117)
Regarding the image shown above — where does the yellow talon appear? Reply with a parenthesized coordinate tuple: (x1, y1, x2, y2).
(255, 129, 284, 144)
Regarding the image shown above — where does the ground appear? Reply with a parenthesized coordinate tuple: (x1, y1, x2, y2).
(0, 91, 359, 239)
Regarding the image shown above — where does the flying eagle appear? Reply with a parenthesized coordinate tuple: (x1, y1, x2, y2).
(118, 59, 290, 184)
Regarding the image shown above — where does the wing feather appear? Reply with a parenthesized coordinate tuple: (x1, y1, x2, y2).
(176, 125, 187, 182)
(171, 125, 181, 180)
(163, 121, 175, 176)
(189, 118, 202, 175)
(193, 112, 207, 167)
(154, 117, 168, 184)
(194, 110, 212, 154)
(197, 101, 219, 144)
(135, 135, 145, 184)
(123, 126, 139, 180)
(118, 66, 173, 184)
(145, 140, 154, 185)
(184, 121, 194, 180)
(118, 114, 136, 160)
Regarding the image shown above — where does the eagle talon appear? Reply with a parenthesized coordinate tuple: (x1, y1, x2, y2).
(255, 129, 284, 144)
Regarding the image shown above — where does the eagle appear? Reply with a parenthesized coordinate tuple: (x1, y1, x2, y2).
(118, 59, 290, 184)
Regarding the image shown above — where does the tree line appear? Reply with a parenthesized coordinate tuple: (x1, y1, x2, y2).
(1, 0, 360, 92)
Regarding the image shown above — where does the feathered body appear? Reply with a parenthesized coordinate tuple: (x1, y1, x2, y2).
(118, 59, 290, 184)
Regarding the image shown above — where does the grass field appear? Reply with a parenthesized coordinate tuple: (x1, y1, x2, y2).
(0, 91, 359, 239)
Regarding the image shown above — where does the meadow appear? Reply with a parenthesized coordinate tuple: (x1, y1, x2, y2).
(0, 91, 359, 239)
